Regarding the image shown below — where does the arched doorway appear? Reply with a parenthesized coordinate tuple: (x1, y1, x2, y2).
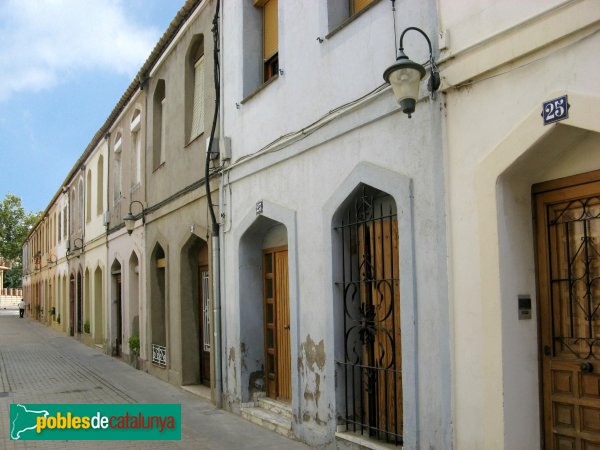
(94, 267, 104, 345)
(180, 235, 210, 386)
(150, 244, 167, 368)
(111, 260, 122, 356)
(239, 217, 291, 402)
(69, 274, 75, 336)
(129, 252, 140, 340)
(333, 183, 402, 445)
(76, 270, 83, 334)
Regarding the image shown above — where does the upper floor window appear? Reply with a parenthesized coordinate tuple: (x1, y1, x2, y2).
(78, 179, 84, 231)
(257, 0, 278, 82)
(113, 133, 122, 204)
(57, 210, 61, 242)
(70, 190, 76, 234)
(86, 169, 92, 223)
(130, 110, 141, 186)
(327, 0, 377, 33)
(97, 155, 104, 215)
(242, 0, 279, 97)
(63, 206, 68, 239)
(186, 35, 205, 143)
(153, 80, 166, 169)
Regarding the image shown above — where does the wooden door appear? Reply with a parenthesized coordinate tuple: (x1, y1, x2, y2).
(69, 276, 75, 336)
(535, 172, 600, 450)
(199, 267, 211, 386)
(263, 247, 291, 402)
(116, 275, 122, 355)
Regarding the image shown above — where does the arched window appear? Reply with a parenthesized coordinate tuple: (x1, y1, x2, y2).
(113, 133, 122, 205)
(153, 80, 166, 169)
(185, 35, 204, 142)
(86, 170, 92, 223)
(78, 180, 84, 231)
(97, 155, 104, 216)
(130, 110, 141, 187)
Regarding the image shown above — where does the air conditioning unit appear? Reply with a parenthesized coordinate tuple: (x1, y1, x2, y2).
(103, 210, 111, 226)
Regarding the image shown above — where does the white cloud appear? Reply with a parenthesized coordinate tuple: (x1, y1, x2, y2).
(0, 0, 160, 101)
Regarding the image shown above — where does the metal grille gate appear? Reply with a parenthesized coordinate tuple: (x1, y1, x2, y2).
(335, 185, 402, 445)
(548, 196, 600, 360)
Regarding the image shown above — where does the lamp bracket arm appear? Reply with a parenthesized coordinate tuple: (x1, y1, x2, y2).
(398, 26, 434, 59)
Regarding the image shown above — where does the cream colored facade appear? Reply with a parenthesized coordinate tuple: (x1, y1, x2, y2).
(438, 0, 600, 448)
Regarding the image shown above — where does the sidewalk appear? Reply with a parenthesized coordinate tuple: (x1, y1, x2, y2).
(0, 313, 313, 449)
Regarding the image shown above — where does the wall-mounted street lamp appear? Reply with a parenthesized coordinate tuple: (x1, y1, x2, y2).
(66, 237, 84, 259)
(34, 251, 41, 271)
(383, 26, 440, 118)
(123, 200, 146, 235)
(72, 238, 84, 251)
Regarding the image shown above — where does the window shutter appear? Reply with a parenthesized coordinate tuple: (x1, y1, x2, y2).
(263, 0, 278, 60)
(352, 0, 374, 15)
(191, 57, 205, 140)
(160, 98, 166, 164)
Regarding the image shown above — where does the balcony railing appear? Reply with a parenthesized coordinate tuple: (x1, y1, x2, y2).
(152, 344, 167, 368)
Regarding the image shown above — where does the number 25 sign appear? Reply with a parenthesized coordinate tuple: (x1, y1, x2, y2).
(542, 95, 569, 125)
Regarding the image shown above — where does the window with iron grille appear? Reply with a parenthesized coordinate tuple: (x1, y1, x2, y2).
(334, 184, 402, 445)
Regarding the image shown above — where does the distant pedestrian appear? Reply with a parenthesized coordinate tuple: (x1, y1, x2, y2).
(18, 299, 25, 318)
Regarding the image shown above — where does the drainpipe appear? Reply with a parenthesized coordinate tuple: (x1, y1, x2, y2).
(207, 0, 223, 409)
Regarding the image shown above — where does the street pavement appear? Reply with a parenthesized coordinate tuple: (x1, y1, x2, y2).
(0, 314, 312, 449)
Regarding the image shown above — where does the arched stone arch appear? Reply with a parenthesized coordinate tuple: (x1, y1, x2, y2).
(128, 251, 140, 342)
(179, 233, 209, 385)
(97, 154, 104, 216)
(472, 91, 600, 446)
(185, 33, 205, 142)
(110, 258, 123, 356)
(149, 242, 168, 368)
(84, 267, 90, 333)
(233, 201, 299, 410)
(94, 265, 104, 345)
(322, 162, 417, 448)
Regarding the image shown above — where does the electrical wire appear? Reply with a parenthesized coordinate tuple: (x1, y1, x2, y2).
(205, 0, 221, 235)
(229, 82, 388, 167)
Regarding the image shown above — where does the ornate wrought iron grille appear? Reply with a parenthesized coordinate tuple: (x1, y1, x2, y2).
(152, 344, 167, 368)
(334, 185, 402, 445)
(548, 196, 600, 359)
(201, 270, 211, 352)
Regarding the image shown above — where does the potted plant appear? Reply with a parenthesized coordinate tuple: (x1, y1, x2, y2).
(57, 314, 61, 324)
(83, 320, 90, 334)
(128, 335, 140, 369)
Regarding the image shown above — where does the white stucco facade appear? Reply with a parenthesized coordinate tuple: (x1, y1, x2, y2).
(221, 0, 451, 448)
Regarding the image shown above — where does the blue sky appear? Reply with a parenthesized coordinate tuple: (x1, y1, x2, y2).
(0, 0, 185, 214)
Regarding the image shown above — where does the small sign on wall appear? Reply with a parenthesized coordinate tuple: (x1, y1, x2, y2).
(542, 95, 569, 125)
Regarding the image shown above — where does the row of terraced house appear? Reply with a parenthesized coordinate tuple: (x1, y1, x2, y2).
(21, 0, 600, 448)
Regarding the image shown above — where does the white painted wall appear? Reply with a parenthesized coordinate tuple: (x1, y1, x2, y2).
(222, 2, 450, 447)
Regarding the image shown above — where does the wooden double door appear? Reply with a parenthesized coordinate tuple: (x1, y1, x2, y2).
(263, 246, 291, 402)
(535, 171, 600, 449)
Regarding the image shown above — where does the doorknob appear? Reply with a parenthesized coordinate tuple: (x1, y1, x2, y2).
(581, 362, 594, 373)
(544, 345, 551, 356)
(284, 325, 290, 330)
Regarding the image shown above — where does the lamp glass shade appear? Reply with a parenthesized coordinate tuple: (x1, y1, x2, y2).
(123, 213, 135, 234)
(387, 66, 423, 105)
